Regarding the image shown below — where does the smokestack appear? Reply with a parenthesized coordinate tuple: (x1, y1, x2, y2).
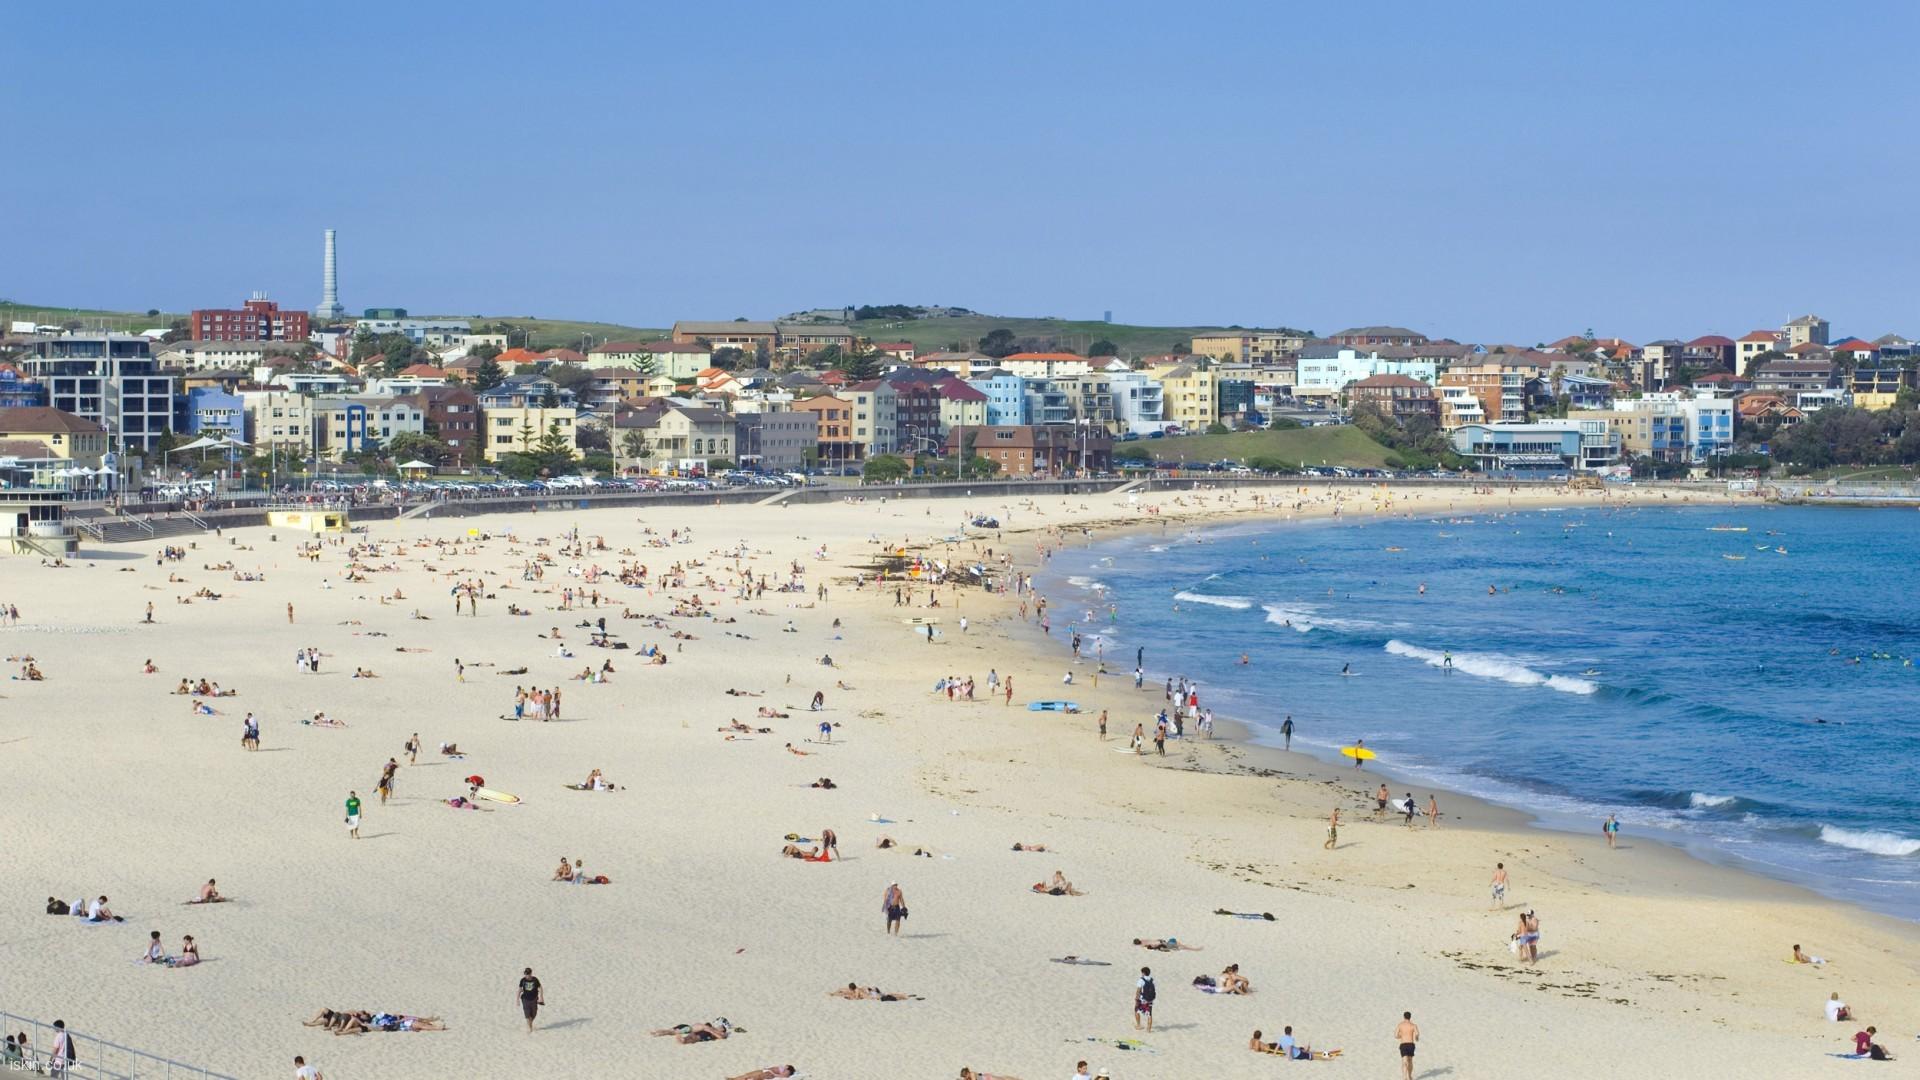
(314, 229, 344, 320)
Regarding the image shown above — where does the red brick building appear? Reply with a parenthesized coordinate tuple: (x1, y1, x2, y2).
(943, 424, 1113, 477)
(191, 294, 309, 342)
(1347, 373, 1438, 422)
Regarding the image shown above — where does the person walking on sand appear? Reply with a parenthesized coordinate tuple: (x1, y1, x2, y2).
(1324, 807, 1339, 850)
(1281, 715, 1293, 751)
(377, 759, 398, 804)
(287, 602, 294, 624)
(293, 1054, 323, 1080)
(456, 658, 465, 683)
(1133, 966, 1156, 1032)
(49, 1020, 73, 1080)
(883, 882, 908, 935)
(344, 791, 362, 839)
(405, 733, 420, 765)
(1426, 794, 1440, 829)
(1004, 677, 1013, 706)
(1491, 862, 1508, 909)
(1603, 814, 1620, 849)
(518, 967, 544, 1033)
(1395, 1012, 1419, 1080)
(1097, 710, 1107, 739)
(1514, 909, 1541, 964)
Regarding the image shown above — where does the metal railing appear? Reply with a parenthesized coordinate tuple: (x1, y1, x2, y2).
(0, 1011, 238, 1079)
(175, 509, 211, 531)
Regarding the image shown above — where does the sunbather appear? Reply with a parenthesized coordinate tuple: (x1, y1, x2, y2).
(649, 1019, 732, 1043)
(829, 983, 920, 1001)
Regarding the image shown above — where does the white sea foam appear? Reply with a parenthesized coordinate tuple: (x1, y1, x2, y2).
(1261, 603, 1384, 634)
(1818, 825, 1920, 857)
(1146, 545, 1168, 553)
(1066, 576, 1106, 590)
(1173, 591, 1251, 610)
(1689, 793, 1737, 809)
(1383, 640, 1598, 695)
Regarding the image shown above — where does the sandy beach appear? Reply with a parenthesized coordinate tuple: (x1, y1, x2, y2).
(2, 481, 1914, 1079)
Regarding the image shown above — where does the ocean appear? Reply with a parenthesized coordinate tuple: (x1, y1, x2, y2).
(1038, 503, 1920, 919)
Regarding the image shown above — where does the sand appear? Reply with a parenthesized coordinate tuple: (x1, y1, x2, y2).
(0, 480, 1913, 1079)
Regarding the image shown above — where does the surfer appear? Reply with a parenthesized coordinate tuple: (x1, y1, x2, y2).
(1441, 651, 1452, 671)
(1341, 663, 1351, 677)
(1351, 738, 1366, 768)
(1280, 715, 1293, 752)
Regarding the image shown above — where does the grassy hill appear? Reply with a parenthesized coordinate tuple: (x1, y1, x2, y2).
(849, 313, 1308, 360)
(0, 300, 185, 333)
(429, 316, 668, 352)
(1123, 427, 1402, 469)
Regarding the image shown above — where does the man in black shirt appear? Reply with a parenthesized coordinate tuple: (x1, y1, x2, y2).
(518, 968, 544, 1034)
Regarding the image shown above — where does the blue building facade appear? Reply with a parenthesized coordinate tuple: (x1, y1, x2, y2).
(182, 387, 245, 438)
(966, 372, 1030, 426)
(0, 368, 45, 408)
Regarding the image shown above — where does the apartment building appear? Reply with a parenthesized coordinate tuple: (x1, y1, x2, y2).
(1151, 363, 1218, 430)
(481, 405, 577, 462)
(191, 293, 309, 342)
(312, 395, 426, 457)
(240, 390, 315, 453)
(1438, 364, 1526, 429)
(943, 424, 1114, 478)
(20, 334, 176, 453)
(792, 394, 858, 466)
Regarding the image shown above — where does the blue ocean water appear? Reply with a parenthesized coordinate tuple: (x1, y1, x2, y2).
(1040, 505, 1920, 918)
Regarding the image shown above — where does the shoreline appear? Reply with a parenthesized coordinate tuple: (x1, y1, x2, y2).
(994, 498, 1920, 930)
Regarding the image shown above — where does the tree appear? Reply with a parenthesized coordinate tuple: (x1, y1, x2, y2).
(1205, 422, 1231, 435)
(576, 425, 610, 452)
(384, 432, 450, 466)
(620, 429, 653, 473)
(863, 454, 910, 482)
(1088, 339, 1119, 357)
(978, 328, 1019, 358)
(1745, 349, 1788, 378)
(710, 347, 746, 371)
(707, 457, 736, 472)
(832, 350, 882, 381)
(547, 363, 595, 393)
(473, 357, 505, 392)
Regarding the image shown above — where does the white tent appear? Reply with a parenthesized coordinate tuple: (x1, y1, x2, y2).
(397, 460, 434, 470)
(174, 436, 224, 451)
(215, 436, 251, 449)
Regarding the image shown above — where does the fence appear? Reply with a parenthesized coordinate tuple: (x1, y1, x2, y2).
(0, 1012, 238, 1079)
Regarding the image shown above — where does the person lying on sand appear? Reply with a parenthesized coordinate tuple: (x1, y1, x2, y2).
(1031, 871, 1083, 896)
(721, 721, 772, 734)
(829, 983, 921, 1001)
(649, 1019, 732, 1043)
(728, 1067, 796, 1080)
(1011, 842, 1048, 852)
(809, 777, 836, 789)
(757, 707, 790, 718)
(786, 744, 811, 756)
(725, 688, 764, 697)
(304, 1009, 366, 1033)
(958, 1069, 1022, 1080)
(189, 879, 225, 904)
(1133, 938, 1199, 951)
(781, 844, 830, 861)
(1791, 944, 1826, 965)
(1251, 1027, 1339, 1059)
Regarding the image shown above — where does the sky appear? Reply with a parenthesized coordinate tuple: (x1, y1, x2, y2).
(6, 1, 1919, 343)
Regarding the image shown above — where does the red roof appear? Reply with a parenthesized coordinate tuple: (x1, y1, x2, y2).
(817, 370, 850, 385)
(399, 363, 444, 378)
(1831, 338, 1878, 352)
(935, 379, 988, 402)
(498, 347, 544, 363)
(873, 342, 915, 352)
(1686, 335, 1735, 348)
(1737, 331, 1779, 344)
(1351, 373, 1431, 389)
(1003, 352, 1085, 362)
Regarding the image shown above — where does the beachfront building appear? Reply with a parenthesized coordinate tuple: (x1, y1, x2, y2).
(481, 405, 578, 462)
(1346, 374, 1438, 422)
(1437, 364, 1526, 429)
(934, 379, 989, 433)
(240, 390, 315, 455)
(0, 406, 109, 472)
(180, 386, 245, 439)
(965, 370, 1030, 426)
(943, 424, 1114, 478)
(734, 408, 818, 470)
(914, 351, 995, 379)
(405, 386, 482, 465)
(1448, 420, 1619, 476)
(1047, 372, 1118, 430)
(1571, 391, 1732, 464)
(19, 333, 176, 455)
(1108, 370, 1166, 434)
(1151, 363, 1219, 430)
(1294, 344, 1438, 408)
(312, 395, 427, 457)
(792, 394, 858, 467)
(155, 339, 288, 373)
(844, 379, 899, 455)
(613, 401, 734, 472)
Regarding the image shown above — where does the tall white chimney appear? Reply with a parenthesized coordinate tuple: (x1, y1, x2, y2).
(314, 229, 344, 319)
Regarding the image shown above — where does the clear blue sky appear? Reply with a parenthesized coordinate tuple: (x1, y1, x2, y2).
(9, 1, 1918, 343)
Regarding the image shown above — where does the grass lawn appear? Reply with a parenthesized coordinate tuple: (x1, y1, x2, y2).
(1122, 426, 1400, 469)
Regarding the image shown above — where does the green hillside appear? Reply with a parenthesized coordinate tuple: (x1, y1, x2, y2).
(1123, 427, 1402, 469)
(0, 300, 185, 333)
(434, 316, 668, 352)
(849, 313, 1309, 360)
